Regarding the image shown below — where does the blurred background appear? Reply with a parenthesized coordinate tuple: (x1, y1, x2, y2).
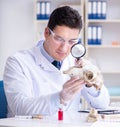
(0, 0, 35, 79)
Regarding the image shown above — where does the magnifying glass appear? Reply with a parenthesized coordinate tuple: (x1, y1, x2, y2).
(71, 43, 86, 60)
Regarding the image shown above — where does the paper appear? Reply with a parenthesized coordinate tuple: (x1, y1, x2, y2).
(91, 121, 120, 127)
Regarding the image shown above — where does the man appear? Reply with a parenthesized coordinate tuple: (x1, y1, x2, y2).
(3, 6, 110, 117)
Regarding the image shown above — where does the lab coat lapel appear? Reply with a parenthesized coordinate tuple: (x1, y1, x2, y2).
(32, 46, 60, 72)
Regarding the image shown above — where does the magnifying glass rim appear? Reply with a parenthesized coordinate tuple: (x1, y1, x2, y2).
(71, 43, 86, 59)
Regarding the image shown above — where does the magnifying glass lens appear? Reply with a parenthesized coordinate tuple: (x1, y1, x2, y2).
(71, 44, 86, 59)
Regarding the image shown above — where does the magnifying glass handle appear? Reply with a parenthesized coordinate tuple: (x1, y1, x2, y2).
(75, 58, 82, 63)
(76, 58, 80, 61)
(75, 58, 84, 67)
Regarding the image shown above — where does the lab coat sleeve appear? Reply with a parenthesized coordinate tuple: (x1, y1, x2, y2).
(3, 56, 61, 116)
(81, 85, 110, 109)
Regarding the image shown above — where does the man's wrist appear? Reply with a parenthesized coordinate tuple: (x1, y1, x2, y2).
(60, 97, 67, 106)
(59, 92, 68, 106)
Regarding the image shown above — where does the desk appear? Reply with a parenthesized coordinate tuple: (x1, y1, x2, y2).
(0, 111, 120, 127)
(0, 111, 92, 127)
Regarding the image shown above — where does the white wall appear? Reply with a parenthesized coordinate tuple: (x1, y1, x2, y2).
(0, 0, 35, 80)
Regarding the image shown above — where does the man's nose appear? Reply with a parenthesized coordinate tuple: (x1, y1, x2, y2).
(60, 41, 70, 50)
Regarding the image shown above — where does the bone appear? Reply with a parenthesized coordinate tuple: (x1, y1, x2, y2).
(63, 64, 103, 90)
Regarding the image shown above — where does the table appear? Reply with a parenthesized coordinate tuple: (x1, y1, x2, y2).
(0, 111, 92, 127)
(0, 111, 120, 127)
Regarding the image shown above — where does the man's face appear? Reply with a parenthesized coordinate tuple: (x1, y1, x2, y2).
(44, 25, 80, 61)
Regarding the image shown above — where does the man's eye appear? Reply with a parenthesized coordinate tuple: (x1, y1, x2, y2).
(69, 41, 75, 45)
(54, 36, 64, 42)
(69, 40, 77, 45)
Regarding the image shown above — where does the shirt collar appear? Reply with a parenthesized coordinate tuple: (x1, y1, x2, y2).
(38, 40, 54, 63)
(37, 40, 63, 66)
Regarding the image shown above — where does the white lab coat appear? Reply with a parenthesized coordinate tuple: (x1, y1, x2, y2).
(3, 41, 110, 117)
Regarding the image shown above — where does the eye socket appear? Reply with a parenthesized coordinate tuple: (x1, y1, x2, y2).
(87, 73, 93, 80)
(85, 71, 93, 80)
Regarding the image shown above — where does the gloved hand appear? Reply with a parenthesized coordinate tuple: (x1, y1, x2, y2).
(75, 58, 92, 67)
(60, 77, 85, 105)
(65, 58, 103, 90)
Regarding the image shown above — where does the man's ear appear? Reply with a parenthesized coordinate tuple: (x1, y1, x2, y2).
(44, 27, 50, 38)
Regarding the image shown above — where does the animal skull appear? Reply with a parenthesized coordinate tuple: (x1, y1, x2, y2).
(63, 64, 103, 90)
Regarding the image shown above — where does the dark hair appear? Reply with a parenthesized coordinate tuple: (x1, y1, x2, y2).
(47, 6, 82, 31)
